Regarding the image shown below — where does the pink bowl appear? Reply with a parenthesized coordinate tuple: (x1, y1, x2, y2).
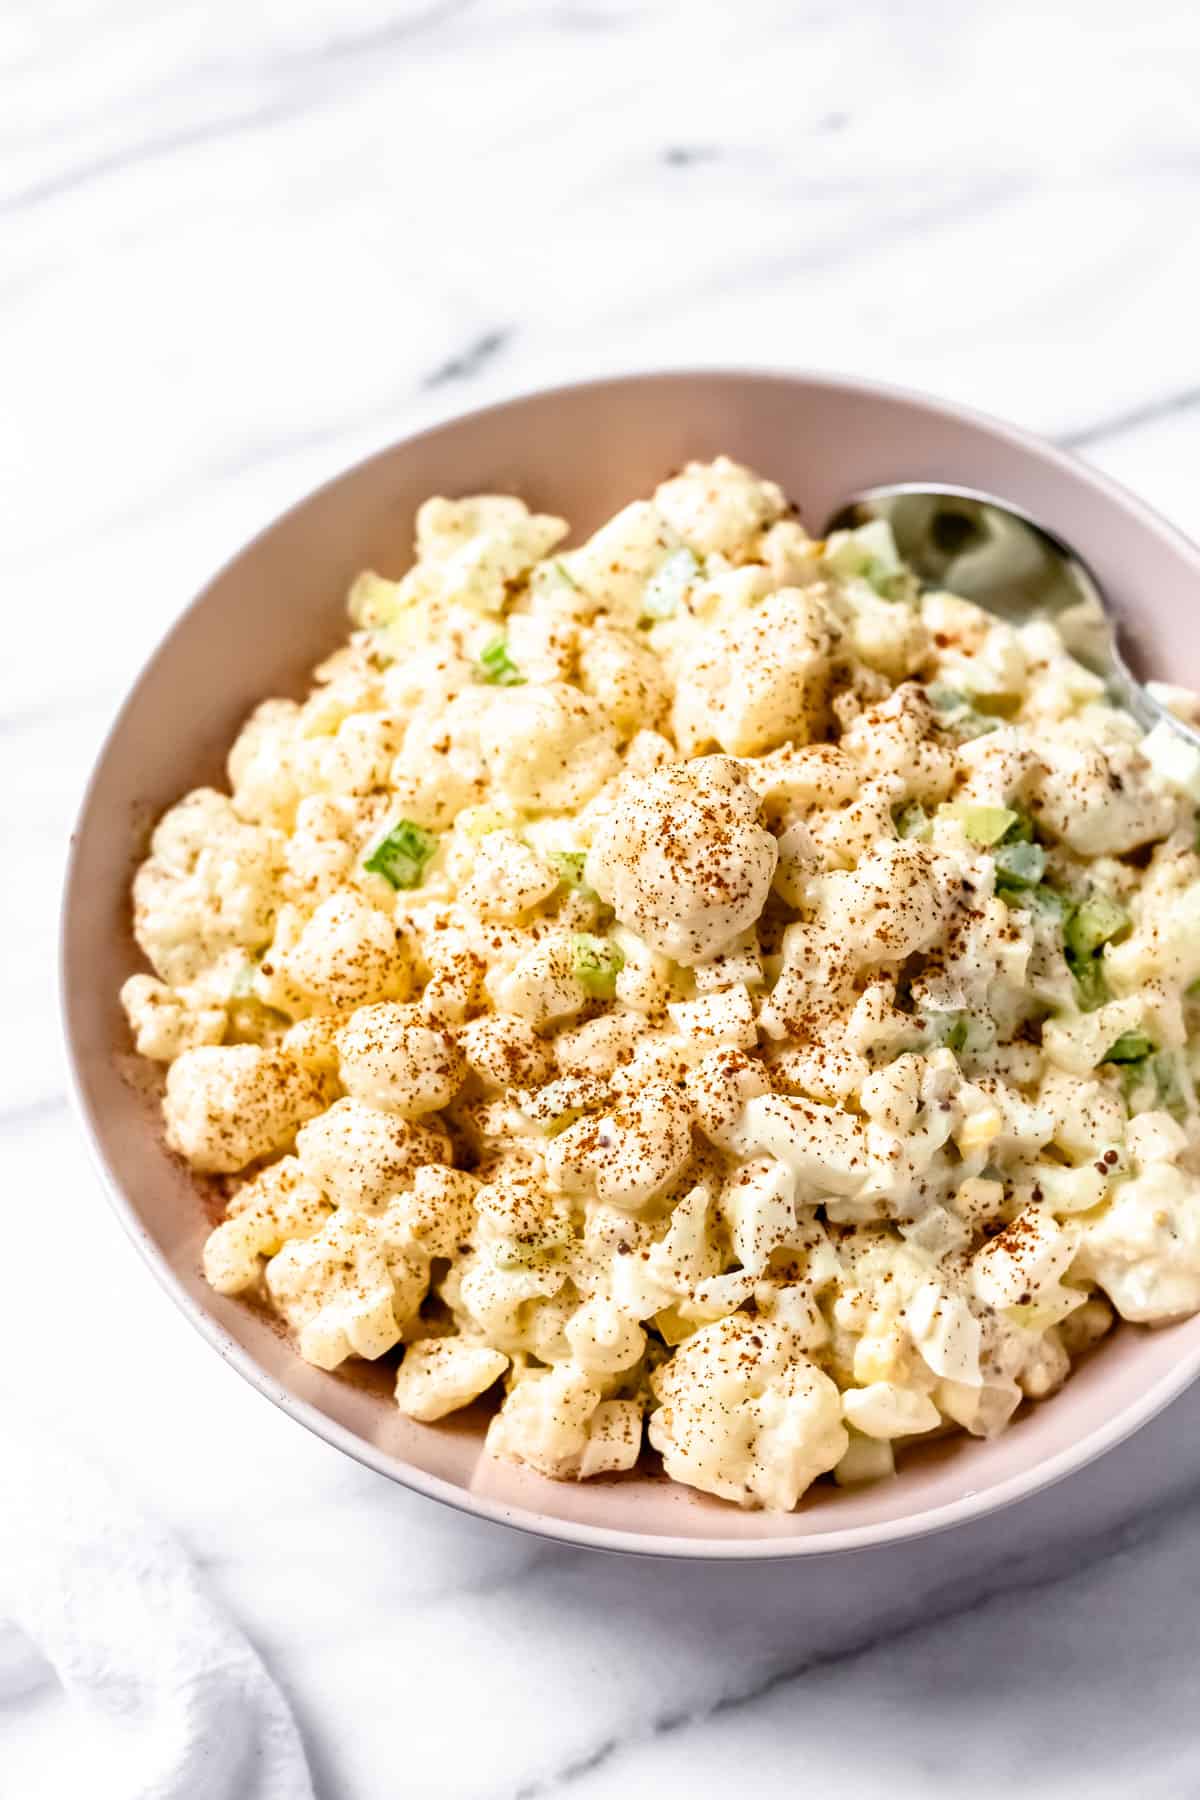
(61, 369, 1200, 1557)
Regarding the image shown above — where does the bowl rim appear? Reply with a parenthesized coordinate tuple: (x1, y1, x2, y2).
(61, 363, 1200, 1560)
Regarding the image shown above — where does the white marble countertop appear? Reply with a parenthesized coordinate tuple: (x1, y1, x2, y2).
(7, 1, 1200, 1793)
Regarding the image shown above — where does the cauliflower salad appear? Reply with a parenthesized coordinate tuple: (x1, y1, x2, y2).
(123, 456, 1200, 1511)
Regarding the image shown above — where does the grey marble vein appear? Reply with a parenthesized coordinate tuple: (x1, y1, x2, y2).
(422, 329, 514, 390)
(506, 1479, 1200, 1800)
(1058, 383, 1200, 452)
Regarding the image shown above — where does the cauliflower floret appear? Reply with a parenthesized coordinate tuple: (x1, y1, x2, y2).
(501, 611, 577, 684)
(227, 699, 304, 825)
(281, 795, 364, 903)
(840, 685, 956, 804)
(133, 789, 282, 985)
(203, 1157, 330, 1294)
(685, 1048, 772, 1152)
(265, 1206, 428, 1369)
(260, 890, 413, 1016)
(295, 1097, 450, 1212)
(337, 1003, 465, 1117)
(559, 501, 682, 625)
(717, 1157, 798, 1274)
(120, 974, 225, 1062)
(483, 683, 619, 814)
(486, 934, 590, 1026)
(673, 589, 837, 757)
(553, 1010, 651, 1079)
(485, 1365, 641, 1479)
(545, 1079, 693, 1209)
(1076, 1163, 1200, 1321)
(807, 839, 956, 965)
(827, 582, 930, 682)
(459, 830, 560, 921)
(1029, 738, 1177, 856)
(408, 495, 567, 615)
(163, 1045, 331, 1174)
(394, 1339, 509, 1421)
(654, 457, 786, 561)
(388, 688, 497, 828)
(389, 1164, 480, 1259)
(565, 1294, 646, 1377)
(459, 1013, 555, 1090)
(648, 1316, 848, 1509)
(586, 756, 776, 965)
(577, 621, 671, 738)
(667, 984, 758, 1052)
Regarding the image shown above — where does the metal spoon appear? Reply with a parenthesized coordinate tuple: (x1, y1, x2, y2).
(824, 483, 1200, 750)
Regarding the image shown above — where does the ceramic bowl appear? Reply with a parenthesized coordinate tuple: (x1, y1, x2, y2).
(61, 369, 1200, 1557)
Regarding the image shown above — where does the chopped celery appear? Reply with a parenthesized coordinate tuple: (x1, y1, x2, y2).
(927, 1011, 970, 1052)
(927, 682, 968, 714)
(944, 803, 1019, 846)
(1001, 808, 1035, 844)
(477, 636, 525, 686)
(653, 1305, 699, 1347)
(1068, 953, 1111, 1013)
(551, 850, 590, 888)
(572, 933, 625, 998)
(1102, 1029, 1154, 1065)
(994, 841, 1046, 891)
(641, 547, 702, 622)
(1027, 884, 1071, 926)
(363, 819, 438, 890)
(824, 521, 908, 598)
(861, 556, 909, 600)
(926, 683, 1000, 740)
(893, 801, 930, 840)
(1150, 1050, 1188, 1119)
(1064, 893, 1129, 959)
(493, 1238, 566, 1272)
(231, 955, 262, 998)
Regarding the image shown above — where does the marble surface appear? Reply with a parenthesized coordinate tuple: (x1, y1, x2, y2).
(6, 1, 1200, 1793)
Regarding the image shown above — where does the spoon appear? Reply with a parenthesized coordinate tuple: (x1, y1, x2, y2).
(823, 483, 1200, 751)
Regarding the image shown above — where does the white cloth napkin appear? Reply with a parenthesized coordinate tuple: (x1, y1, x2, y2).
(0, 1405, 314, 1800)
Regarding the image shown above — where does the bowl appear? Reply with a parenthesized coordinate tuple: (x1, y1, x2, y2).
(62, 368, 1200, 1557)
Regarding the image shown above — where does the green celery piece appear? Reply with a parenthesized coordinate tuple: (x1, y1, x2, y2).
(477, 636, 525, 686)
(893, 802, 930, 840)
(1101, 1029, 1155, 1066)
(1027, 883, 1071, 926)
(926, 1011, 969, 1052)
(1000, 809, 1035, 844)
(1151, 1051, 1188, 1119)
(927, 682, 968, 714)
(994, 841, 1046, 891)
(1068, 953, 1111, 1014)
(551, 851, 590, 888)
(363, 819, 438, 890)
(943, 803, 1019, 846)
(572, 933, 625, 998)
(1065, 893, 1129, 959)
(926, 683, 1000, 740)
(641, 548, 701, 622)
